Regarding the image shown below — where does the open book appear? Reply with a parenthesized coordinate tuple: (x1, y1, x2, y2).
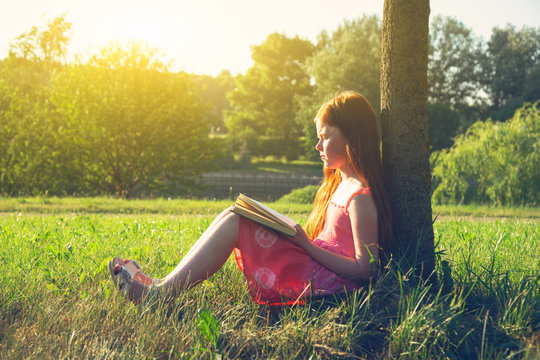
(230, 193, 297, 237)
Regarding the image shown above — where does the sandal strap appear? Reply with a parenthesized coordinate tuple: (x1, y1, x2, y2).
(116, 268, 133, 299)
(109, 258, 159, 305)
(120, 266, 133, 282)
(122, 260, 142, 278)
(148, 279, 160, 297)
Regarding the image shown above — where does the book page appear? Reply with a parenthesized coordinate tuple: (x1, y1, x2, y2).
(231, 204, 296, 236)
(238, 194, 296, 228)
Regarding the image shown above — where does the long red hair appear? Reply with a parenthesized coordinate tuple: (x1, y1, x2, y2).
(305, 91, 394, 254)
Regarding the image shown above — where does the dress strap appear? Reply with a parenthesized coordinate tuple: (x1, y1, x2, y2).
(345, 187, 371, 209)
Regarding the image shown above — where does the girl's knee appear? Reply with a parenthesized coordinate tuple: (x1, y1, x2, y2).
(223, 209, 240, 225)
(214, 207, 233, 223)
(215, 207, 239, 228)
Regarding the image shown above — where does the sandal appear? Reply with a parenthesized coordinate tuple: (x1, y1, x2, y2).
(108, 257, 160, 305)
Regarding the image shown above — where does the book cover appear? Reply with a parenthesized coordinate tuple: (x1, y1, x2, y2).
(231, 193, 297, 237)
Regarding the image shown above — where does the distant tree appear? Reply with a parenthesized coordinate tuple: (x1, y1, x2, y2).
(428, 15, 485, 110)
(0, 16, 74, 195)
(523, 63, 540, 103)
(225, 33, 315, 160)
(191, 70, 235, 134)
(306, 15, 381, 111)
(9, 15, 71, 64)
(300, 15, 382, 159)
(51, 42, 218, 198)
(381, 0, 434, 276)
(482, 25, 540, 119)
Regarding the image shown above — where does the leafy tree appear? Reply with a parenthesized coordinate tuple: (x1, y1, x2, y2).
(9, 15, 71, 64)
(381, 0, 434, 275)
(426, 16, 490, 152)
(306, 15, 381, 111)
(428, 16, 485, 110)
(523, 63, 540, 103)
(0, 70, 35, 195)
(432, 102, 539, 205)
(225, 33, 315, 160)
(50, 42, 218, 198)
(0, 16, 74, 195)
(1, 17, 222, 197)
(300, 15, 382, 159)
(191, 70, 235, 134)
(482, 25, 540, 119)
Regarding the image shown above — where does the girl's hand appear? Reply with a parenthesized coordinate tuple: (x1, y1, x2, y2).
(289, 224, 311, 249)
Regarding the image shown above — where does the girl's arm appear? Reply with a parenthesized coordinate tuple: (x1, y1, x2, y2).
(290, 193, 379, 280)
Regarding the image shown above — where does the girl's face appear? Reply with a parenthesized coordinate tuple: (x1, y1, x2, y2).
(315, 119, 348, 171)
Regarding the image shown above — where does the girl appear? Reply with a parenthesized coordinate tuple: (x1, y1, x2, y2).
(109, 91, 393, 305)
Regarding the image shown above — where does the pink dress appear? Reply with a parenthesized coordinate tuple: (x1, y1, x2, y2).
(233, 183, 371, 305)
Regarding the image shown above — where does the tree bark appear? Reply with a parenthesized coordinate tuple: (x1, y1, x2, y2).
(380, 0, 435, 277)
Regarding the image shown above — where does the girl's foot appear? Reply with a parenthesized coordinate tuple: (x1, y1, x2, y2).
(108, 257, 159, 305)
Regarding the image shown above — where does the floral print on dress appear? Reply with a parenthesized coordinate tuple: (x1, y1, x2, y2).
(255, 226, 277, 248)
(254, 268, 276, 289)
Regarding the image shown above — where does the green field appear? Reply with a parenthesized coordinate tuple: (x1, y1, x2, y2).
(0, 199, 538, 359)
(1, 196, 538, 219)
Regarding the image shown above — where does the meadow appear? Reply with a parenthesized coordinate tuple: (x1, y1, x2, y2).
(0, 198, 538, 359)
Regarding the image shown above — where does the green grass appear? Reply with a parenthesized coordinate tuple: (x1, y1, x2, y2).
(1, 196, 537, 220)
(0, 201, 538, 358)
(433, 204, 540, 220)
(0, 196, 313, 217)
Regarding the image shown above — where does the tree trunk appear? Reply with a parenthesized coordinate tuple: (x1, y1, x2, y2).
(380, 0, 435, 277)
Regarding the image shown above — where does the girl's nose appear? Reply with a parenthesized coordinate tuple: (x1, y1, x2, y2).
(315, 139, 322, 151)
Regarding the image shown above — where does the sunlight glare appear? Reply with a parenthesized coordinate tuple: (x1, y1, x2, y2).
(107, 15, 169, 49)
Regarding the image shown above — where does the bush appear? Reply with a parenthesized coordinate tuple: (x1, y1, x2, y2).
(431, 102, 540, 206)
(277, 185, 319, 204)
(0, 42, 222, 198)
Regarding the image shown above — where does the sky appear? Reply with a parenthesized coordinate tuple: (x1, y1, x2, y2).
(1, 0, 539, 76)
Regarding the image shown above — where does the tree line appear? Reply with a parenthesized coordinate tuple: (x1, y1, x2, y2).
(0, 15, 538, 202)
(226, 15, 539, 159)
(0, 17, 221, 198)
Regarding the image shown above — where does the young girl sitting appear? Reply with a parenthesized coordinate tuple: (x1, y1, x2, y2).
(109, 91, 393, 306)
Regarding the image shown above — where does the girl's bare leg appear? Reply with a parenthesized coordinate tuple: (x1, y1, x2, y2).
(176, 206, 235, 262)
(157, 208, 240, 295)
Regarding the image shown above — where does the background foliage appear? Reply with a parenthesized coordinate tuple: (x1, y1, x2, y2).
(432, 102, 540, 205)
(52, 43, 218, 198)
(0, 15, 539, 203)
(0, 18, 221, 198)
(224, 32, 315, 160)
